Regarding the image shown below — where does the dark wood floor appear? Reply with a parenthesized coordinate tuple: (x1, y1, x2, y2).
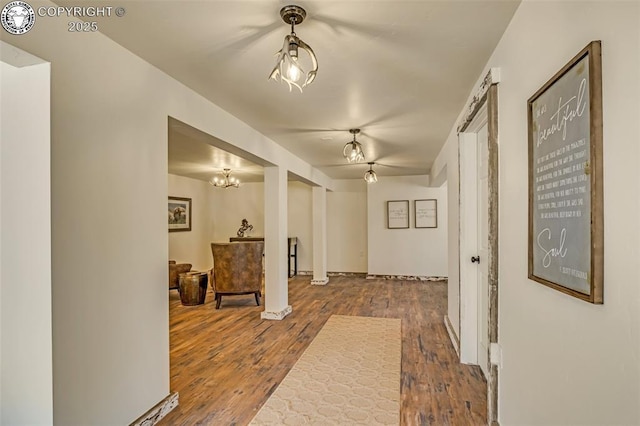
(159, 276, 487, 426)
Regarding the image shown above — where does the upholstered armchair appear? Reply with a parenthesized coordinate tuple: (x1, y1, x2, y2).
(169, 260, 192, 291)
(210, 241, 264, 309)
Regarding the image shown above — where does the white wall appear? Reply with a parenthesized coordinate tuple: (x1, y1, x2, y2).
(167, 176, 372, 275)
(211, 182, 265, 243)
(168, 174, 216, 271)
(169, 178, 316, 273)
(367, 176, 448, 277)
(433, 138, 461, 338)
(0, 3, 332, 423)
(187, 177, 371, 274)
(327, 180, 368, 273)
(208, 179, 366, 274)
(438, 1, 640, 423)
(288, 181, 313, 272)
(0, 57, 52, 424)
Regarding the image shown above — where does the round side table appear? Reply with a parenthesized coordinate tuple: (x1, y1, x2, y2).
(178, 271, 208, 306)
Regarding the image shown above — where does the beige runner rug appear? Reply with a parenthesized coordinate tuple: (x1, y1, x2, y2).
(250, 315, 401, 425)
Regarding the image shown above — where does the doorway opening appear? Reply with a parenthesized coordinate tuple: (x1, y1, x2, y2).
(457, 69, 500, 424)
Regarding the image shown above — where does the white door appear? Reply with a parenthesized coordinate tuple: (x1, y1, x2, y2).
(476, 123, 490, 378)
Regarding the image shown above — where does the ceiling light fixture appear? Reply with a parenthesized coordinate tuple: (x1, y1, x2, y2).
(269, 5, 318, 92)
(364, 162, 378, 184)
(209, 169, 240, 188)
(343, 128, 365, 163)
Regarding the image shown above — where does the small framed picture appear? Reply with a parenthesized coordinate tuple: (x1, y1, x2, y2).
(168, 196, 192, 232)
(415, 199, 437, 228)
(387, 200, 409, 229)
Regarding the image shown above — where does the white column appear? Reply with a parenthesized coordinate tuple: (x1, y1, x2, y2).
(261, 166, 291, 320)
(311, 186, 329, 285)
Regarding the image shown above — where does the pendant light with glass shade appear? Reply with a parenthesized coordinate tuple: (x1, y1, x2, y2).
(343, 128, 365, 163)
(364, 162, 378, 183)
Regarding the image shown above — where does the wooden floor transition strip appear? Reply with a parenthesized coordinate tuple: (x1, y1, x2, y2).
(250, 315, 401, 425)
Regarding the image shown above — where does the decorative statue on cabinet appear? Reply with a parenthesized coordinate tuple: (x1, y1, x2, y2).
(237, 218, 253, 237)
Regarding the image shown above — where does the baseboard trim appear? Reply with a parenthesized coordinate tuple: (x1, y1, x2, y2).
(297, 272, 449, 282)
(366, 274, 448, 281)
(261, 305, 292, 320)
(310, 277, 329, 285)
(130, 392, 178, 426)
(444, 315, 460, 357)
(297, 271, 367, 278)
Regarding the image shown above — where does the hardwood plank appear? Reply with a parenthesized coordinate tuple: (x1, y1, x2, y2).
(159, 276, 486, 426)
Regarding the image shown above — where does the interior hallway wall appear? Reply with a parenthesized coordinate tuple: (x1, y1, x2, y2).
(0, 3, 331, 422)
(168, 174, 216, 271)
(431, 139, 460, 339)
(327, 180, 368, 273)
(0, 55, 52, 426)
(287, 181, 313, 272)
(208, 179, 368, 274)
(367, 176, 448, 277)
(168, 179, 314, 272)
(210, 181, 265, 244)
(169, 173, 447, 278)
(438, 1, 640, 423)
(213, 177, 447, 277)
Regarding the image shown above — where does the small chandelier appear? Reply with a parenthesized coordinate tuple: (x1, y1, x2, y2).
(269, 5, 318, 92)
(209, 169, 240, 188)
(364, 162, 378, 184)
(343, 129, 365, 163)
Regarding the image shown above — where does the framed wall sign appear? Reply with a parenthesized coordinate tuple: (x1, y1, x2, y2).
(387, 200, 409, 229)
(415, 199, 437, 228)
(527, 41, 603, 303)
(168, 196, 192, 232)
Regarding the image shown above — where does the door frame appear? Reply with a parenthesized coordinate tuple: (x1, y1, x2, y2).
(457, 68, 500, 425)
(458, 104, 486, 365)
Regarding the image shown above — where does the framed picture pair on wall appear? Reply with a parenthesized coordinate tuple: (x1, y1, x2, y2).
(387, 199, 437, 229)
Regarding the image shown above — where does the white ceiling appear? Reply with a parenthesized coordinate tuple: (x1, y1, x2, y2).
(68, 0, 521, 183)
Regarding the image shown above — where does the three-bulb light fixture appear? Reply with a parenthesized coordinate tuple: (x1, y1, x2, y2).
(364, 162, 378, 184)
(269, 5, 318, 92)
(209, 169, 240, 188)
(343, 129, 365, 163)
